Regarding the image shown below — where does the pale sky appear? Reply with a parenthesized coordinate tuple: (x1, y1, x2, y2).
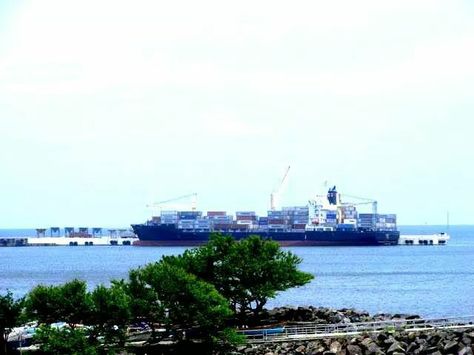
(0, 0, 473, 227)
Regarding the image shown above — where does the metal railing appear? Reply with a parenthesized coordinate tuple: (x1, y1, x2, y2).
(241, 315, 474, 343)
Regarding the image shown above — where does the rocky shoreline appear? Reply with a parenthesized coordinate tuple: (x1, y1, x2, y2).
(231, 307, 474, 355)
(258, 306, 422, 325)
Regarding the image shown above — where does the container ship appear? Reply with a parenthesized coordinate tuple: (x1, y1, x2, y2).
(132, 186, 400, 246)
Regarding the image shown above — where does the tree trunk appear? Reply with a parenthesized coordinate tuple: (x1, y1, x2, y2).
(238, 302, 250, 326)
(254, 299, 266, 317)
(0, 332, 7, 355)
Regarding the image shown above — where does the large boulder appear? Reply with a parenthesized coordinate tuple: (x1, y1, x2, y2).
(328, 312, 346, 324)
(366, 342, 385, 355)
(406, 341, 420, 353)
(423, 345, 441, 354)
(294, 345, 305, 353)
(329, 340, 342, 354)
(387, 341, 405, 354)
(359, 337, 374, 349)
(295, 307, 314, 321)
(346, 344, 363, 355)
(458, 346, 474, 355)
(443, 340, 459, 353)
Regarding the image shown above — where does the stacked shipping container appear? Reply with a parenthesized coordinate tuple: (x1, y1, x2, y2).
(161, 211, 178, 224)
(154, 205, 395, 233)
(376, 214, 397, 231)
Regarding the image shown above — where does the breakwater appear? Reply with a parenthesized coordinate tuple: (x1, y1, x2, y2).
(235, 328, 474, 355)
(233, 307, 474, 355)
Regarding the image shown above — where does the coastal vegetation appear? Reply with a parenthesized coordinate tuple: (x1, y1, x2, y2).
(1, 234, 314, 354)
(162, 234, 314, 319)
(0, 291, 23, 355)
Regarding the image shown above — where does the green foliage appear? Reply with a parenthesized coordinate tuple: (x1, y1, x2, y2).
(163, 233, 237, 305)
(24, 285, 61, 324)
(89, 282, 131, 346)
(57, 279, 91, 327)
(0, 291, 24, 355)
(25, 279, 91, 327)
(14, 234, 313, 351)
(164, 234, 314, 318)
(33, 325, 97, 355)
(128, 261, 232, 340)
(236, 235, 314, 314)
(213, 327, 246, 347)
(384, 325, 396, 334)
(127, 267, 167, 339)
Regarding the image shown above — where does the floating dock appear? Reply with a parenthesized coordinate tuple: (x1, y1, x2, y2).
(398, 232, 450, 245)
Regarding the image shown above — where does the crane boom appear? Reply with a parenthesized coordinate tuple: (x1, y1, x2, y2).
(147, 193, 198, 211)
(340, 193, 377, 215)
(270, 165, 290, 210)
(342, 193, 374, 202)
(157, 193, 197, 205)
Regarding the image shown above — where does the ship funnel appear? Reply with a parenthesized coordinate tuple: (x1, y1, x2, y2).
(327, 186, 338, 205)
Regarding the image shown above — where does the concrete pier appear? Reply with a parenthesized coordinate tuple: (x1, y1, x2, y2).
(399, 232, 450, 245)
(0, 238, 28, 247)
(26, 236, 136, 246)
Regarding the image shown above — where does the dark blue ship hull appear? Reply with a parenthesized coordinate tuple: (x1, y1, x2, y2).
(131, 224, 399, 246)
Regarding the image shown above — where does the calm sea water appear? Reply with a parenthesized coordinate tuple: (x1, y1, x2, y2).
(0, 225, 473, 318)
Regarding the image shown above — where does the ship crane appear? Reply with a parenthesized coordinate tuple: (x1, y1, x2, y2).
(147, 193, 198, 212)
(340, 194, 377, 215)
(270, 166, 290, 210)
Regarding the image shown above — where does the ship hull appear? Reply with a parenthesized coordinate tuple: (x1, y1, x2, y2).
(131, 224, 399, 246)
